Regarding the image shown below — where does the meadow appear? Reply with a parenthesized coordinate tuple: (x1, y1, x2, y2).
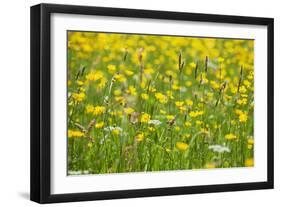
(67, 31, 254, 175)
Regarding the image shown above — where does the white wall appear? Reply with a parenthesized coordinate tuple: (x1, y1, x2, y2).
(0, 0, 279, 206)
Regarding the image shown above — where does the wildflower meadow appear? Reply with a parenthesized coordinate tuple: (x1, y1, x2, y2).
(67, 31, 254, 175)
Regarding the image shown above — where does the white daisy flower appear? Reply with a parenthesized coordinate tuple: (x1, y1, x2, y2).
(148, 119, 162, 126)
(208, 145, 231, 153)
(104, 126, 123, 132)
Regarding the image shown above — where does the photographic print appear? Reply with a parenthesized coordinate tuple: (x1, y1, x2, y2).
(31, 4, 273, 203)
(67, 31, 254, 175)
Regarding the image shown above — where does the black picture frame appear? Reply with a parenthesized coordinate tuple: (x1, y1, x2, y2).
(30, 3, 274, 204)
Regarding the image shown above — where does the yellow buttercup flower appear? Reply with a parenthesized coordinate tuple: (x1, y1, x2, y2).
(247, 137, 254, 149)
(239, 85, 247, 93)
(114, 74, 126, 82)
(243, 80, 251, 88)
(235, 109, 248, 122)
(148, 127, 155, 132)
(114, 89, 121, 96)
(172, 84, 180, 91)
(189, 62, 196, 68)
(225, 133, 237, 140)
(125, 70, 134, 76)
(196, 120, 203, 125)
(112, 129, 120, 136)
(155, 92, 168, 104)
(200, 128, 209, 134)
(140, 113, 151, 123)
(115, 96, 126, 105)
(166, 115, 175, 121)
(148, 86, 156, 93)
(72, 92, 85, 102)
(97, 77, 107, 89)
(124, 107, 134, 115)
(144, 68, 154, 74)
(248, 137, 254, 145)
(107, 64, 116, 74)
(92, 106, 106, 116)
(210, 81, 220, 90)
(175, 101, 186, 113)
(175, 126, 180, 131)
(235, 109, 243, 115)
(85, 104, 94, 113)
(127, 86, 137, 96)
(68, 129, 84, 138)
(247, 74, 254, 80)
(86, 70, 103, 81)
(176, 142, 189, 151)
(189, 110, 204, 118)
(245, 158, 254, 167)
(175, 101, 184, 107)
(166, 91, 174, 100)
(205, 163, 216, 169)
(76, 80, 84, 86)
(136, 133, 144, 142)
(95, 121, 104, 129)
(237, 98, 247, 105)
(185, 99, 193, 106)
(230, 86, 238, 94)
(239, 112, 248, 123)
(185, 121, 192, 127)
(140, 81, 146, 89)
(141, 93, 149, 100)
